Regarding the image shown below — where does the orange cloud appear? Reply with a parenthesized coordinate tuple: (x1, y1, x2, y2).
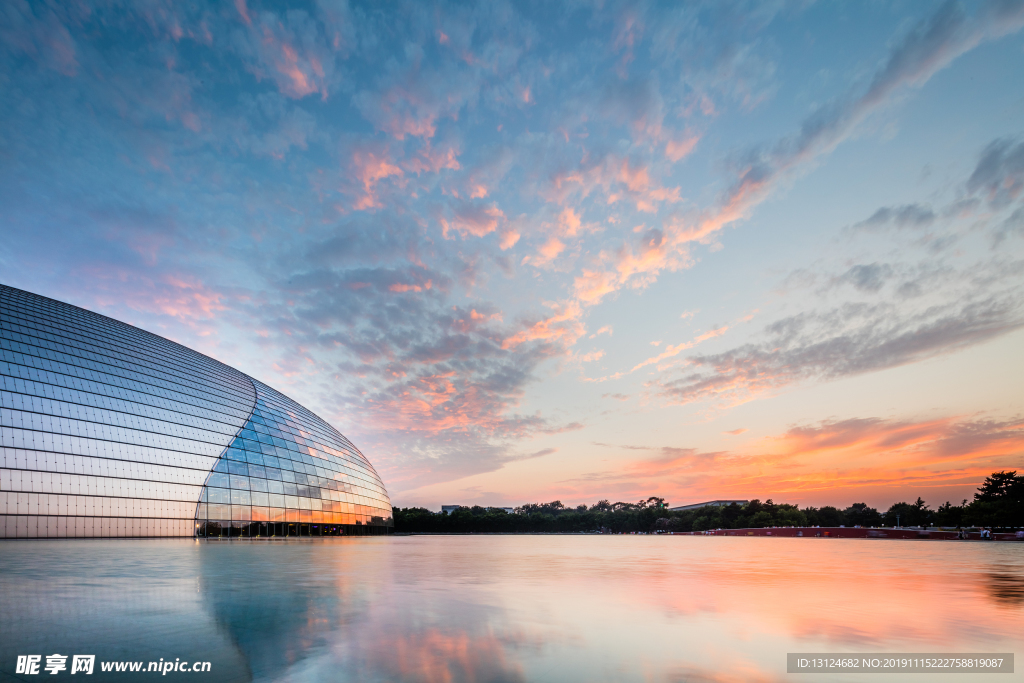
(577, 415, 1024, 509)
(502, 300, 584, 349)
(523, 207, 600, 267)
(613, 160, 683, 213)
(564, 212, 712, 308)
(630, 326, 727, 372)
(542, 156, 681, 214)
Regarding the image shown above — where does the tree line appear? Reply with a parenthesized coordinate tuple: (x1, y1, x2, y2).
(392, 470, 1024, 533)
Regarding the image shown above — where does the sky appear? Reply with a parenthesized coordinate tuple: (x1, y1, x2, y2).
(2, 0, 1023, 512)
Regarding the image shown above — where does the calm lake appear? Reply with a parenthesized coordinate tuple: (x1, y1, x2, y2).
(1, 536, 1022, 682)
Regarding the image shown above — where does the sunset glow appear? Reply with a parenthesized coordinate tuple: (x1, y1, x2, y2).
(2, 1, 1022, 510)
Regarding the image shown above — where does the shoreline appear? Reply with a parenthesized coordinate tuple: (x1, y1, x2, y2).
(684, 527, 1022, 541)
(393, 528, 1023, 540)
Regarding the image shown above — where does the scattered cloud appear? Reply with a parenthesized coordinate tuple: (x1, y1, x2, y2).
(658, 285, 1024, 407)
(3, 1, 1022, 505)
(839, 263, 895, 293)
(854, 204, 937, 231)
(966, 138, 1024, 210)
(567, 0, 1024, 307)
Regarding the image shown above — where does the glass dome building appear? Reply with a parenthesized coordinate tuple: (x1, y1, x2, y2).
(0, 284, 393, 538)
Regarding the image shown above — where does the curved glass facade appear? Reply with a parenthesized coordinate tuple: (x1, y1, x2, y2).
(0, 284, 392, 538)
(196, 379, 393, 537)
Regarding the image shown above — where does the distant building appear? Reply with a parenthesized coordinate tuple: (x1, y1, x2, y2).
(488, 507, 515, 514)
(668, 500, 748, 512)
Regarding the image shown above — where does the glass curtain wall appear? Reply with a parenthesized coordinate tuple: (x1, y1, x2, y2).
(1, 284, 392, 538)
(0, 284, 253, 537)
(195, 378, 393, 538)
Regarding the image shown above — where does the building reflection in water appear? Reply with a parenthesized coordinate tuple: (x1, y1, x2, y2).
(2, 536, 1023, 682)
(195, 538, 529, 683)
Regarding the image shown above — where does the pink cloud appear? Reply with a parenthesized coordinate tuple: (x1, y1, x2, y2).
(498, 227, 520, 250)
(234, 0, 252, 26)
(441, 202, 505, 239)
(535, 237, 565, 263)
(259, 30, 326, 99)
(44, 21, 79, 76)
(665, 133, 699, 163)
(356, 65, 480, 141)
(403, 144, 461, 175)
(0, 6, 81, 77)
(373, 86, 441, 139)
(389, 280, 432, 293)
(617, 160, 650, 193)
(234, 10, 338, 101)
(573, 269, 620, 305)
(349, 150, 404, 210)
(74, 269, 229, 333)
(558, 207, 583, 236)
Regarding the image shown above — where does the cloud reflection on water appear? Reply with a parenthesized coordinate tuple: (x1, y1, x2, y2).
(2, 538, 1022, 683)
(191, 537, 1024, 683)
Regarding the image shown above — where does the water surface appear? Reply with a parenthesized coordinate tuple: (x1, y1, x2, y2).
(1, 536, 1022, 682)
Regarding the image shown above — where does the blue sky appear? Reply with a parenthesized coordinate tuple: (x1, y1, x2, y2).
(2, 0, 1023, 509)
